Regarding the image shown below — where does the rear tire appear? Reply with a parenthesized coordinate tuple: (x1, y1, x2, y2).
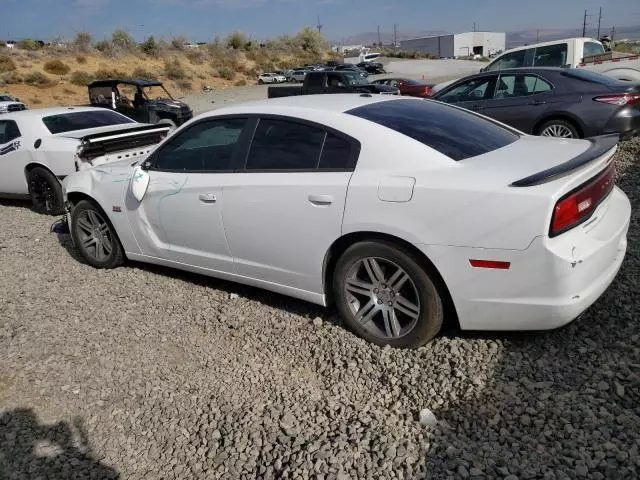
(333, 241, 443, 348)
(27, 166, 64, 215)
(70, 200, 124, 269)
(537, 119, 580, 139)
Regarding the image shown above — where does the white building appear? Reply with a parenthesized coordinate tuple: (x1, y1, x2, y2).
(400, 32, 506, 58)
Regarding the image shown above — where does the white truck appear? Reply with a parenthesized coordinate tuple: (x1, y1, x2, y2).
(483, 37, 640, 82)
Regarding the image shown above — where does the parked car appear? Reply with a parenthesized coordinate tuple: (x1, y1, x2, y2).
(258, 73, 287, 84)
(0, 107, 169, 214)
(357, 62, 386, 74)
(372, 78, 434, 98)
(332, 64, 368, 78)
(268, 71, 398, 98)
(289, 69, 311, 83)
(483, 37, 640, 82)
(63, 95, 629, 349)
(432, 68, 640, 139)
(0, 94, 27, 113)
(87, 79, 193, 130)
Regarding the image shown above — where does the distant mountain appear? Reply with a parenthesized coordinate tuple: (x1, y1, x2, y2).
(334, 25, 640, 49)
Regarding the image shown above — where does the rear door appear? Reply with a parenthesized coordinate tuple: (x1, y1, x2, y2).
(222, 116, 360, 294)
(0, 119, 28, 195)
(480, 73, 555, 131)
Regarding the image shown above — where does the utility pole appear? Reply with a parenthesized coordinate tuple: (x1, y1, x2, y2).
(582, 9, 591, 37)
(377, 25, 381, 47)
(611, 25, 616, 43)
(536, 29, 539, 42)
(597, 7, 602, 39)
(393, 23, 398, 47)
(473, 22, 476, 32)
(316, 15, 322, 36)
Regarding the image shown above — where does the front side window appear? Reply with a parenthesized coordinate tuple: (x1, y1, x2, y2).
(42, 110, 134, 134)
(0, 120, 21, 144)
(154, 118, 246, 172)
(347, 99, 518, 161)
(486, 50, 527, 71)
(437, 76, 496, 103)
(533, 44, 568, 67)
(583, 41, 605, 58)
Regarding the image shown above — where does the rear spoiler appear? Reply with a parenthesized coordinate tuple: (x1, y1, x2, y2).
(510, 134, 619, 187)
(78, 125, 170, 160)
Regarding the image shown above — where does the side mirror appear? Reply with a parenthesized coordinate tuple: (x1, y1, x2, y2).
(131, 165, 150, 202)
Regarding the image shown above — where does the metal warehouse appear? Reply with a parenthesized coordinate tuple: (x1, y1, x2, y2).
(400, 32, 506, 58)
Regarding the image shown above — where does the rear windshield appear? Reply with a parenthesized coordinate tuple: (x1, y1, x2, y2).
(561, 69, 624, 86)
(347, 99, 518, 161)
(42, 110, 135, 134)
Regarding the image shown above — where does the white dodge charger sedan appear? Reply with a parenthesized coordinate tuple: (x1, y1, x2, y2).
(62, 95, 630, 348)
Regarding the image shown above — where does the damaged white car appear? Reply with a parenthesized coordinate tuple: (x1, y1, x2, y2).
(0, 107, 170, 214)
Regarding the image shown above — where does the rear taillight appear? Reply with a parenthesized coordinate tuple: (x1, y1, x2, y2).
(593, 93, 640, 106)
(550, 161, 616, 237)
(424, 86, 432, 96)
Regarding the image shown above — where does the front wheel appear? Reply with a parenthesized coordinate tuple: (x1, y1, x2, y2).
(538, 119, 580, 139)
(333, 241, 443, 348)
(27, 166, 64, 215)
(70, 200, 124, 269)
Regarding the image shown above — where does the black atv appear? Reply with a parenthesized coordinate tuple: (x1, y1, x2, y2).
(88, 79, 193, 130)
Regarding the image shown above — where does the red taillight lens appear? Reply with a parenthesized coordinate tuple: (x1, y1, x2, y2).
(424, 86, 432, 96)
(550, 162, 616, 236)
(593, 93, 640, 106)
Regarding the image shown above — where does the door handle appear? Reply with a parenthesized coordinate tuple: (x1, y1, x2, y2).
(308, 194, 333, 206)
(531, 100, 546, 105)
(198, 193, 217, 203)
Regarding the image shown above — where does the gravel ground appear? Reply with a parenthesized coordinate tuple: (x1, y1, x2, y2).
(1, 139, 639, 480)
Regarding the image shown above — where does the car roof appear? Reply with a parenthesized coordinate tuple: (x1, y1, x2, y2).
(88, 79, 163, 88)
(2, 106, 110, 119)
(497, 37, 600, 54)
(468, 67, 570, 77)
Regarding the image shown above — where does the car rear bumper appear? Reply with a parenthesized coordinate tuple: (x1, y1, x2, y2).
(603, 106, 640, 139)
(418, 186, 630, 331)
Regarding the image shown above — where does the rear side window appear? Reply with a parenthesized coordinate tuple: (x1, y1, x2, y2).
(347, 99, 518, 161)
(319, 133, 352, 169)
(42, 110, 134, 134)
(533, 44, 568, 67)
(561, 69, 623, 86)
(583, 41, 605, 58)
(0, 120, 22, 144)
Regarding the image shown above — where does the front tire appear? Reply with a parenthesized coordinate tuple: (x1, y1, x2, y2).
(538, 119, 580, 139)
(333, 241, 443, 348)
(70, 200, 124, 269)
(27, 166, 64, 215)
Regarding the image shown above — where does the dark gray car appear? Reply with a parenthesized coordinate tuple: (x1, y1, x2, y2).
(432, 68, 640, 139)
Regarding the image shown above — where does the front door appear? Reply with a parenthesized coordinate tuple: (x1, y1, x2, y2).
(435, 75, 498, 115)
(125, 117, 249, 273)
(222, 116, 360, 295)
(0, 119, 28, 195)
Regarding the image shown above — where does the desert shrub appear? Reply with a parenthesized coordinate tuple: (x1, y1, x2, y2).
(171, 35, 188, 50)
(111, 29, 136, 53)
(0, 55, 16, 73)
(74, 32, 93, 53)
(95, 40, 111, 53)
(234, 78, 247, 86)
(70, 70, 94, 86)
(140, 36, 159, 56)
(63, 87, 75, 95)
(294, 27, 327, 55)
(131, 67, 158, 80)
(24, 71, 56, 88)
(226, 31, 250, 50)
(185, 49, 205, 65)
(76, 55, 87, 64)
(94, 67, 126, 80)
(18, 39, 41, 51)
(164, 59, 187, 80)
(175, 79, 192, 91)
(1, 71, 22, 84)
(30, 98, 43, 105)
(218, 67, 235, 80)
(44, 59, 71, 75)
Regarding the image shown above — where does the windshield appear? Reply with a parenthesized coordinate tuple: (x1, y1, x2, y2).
(344, 73, 368, 85)
(42, 110, 135, 134)
(142, 85, 173, 101)
(0, 95, 16, 102)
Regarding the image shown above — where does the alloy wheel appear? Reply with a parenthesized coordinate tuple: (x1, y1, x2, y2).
(540, 124, 575, 138)
(344, 257, 421, 340)
(75, 209, 113, 262)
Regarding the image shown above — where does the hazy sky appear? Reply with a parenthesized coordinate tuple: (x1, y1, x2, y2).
(2, 0, 639, 42)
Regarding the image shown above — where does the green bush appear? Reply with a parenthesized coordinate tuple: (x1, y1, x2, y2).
(185, 49, 205, 65)
(111, 29, 136, 52)
(226, 32, 248, 50)
(74, 32, 93, 53)
(44, 59, 71, 75)
(140, 36, 158, 56)
(0, 55, 16, 73)
(164, 59, 187, 80)
(94, 67, 126, 80)
(218, 67, 235, 80)
(76, 55, 87, 64)
(24, 71, 56, 88)
(131, 67, 158, 80)
(18, 39, 41, 51)
(70, 70, 94, 86)
(171, 35, 188, 50)
(95, 40, 112, 53)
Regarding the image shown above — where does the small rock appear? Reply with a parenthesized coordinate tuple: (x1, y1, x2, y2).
(597, 381, 609, 391)
(457, 465, 470, 478)
(615, 382, 625, 397)
(312, 317, 323, 328)
(520, 415, 531, 426)
(575, 465, 588, 477)
(229, 293, 240, 300)
(418, 408, 437, 427)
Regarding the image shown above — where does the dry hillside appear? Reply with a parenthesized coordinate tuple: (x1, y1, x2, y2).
(0, 29, 337, 108)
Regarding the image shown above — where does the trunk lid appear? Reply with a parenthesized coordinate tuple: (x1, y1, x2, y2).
(74, 124, 170, 162)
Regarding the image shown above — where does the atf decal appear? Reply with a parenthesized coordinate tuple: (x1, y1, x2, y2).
(0, 140, 21, 156)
